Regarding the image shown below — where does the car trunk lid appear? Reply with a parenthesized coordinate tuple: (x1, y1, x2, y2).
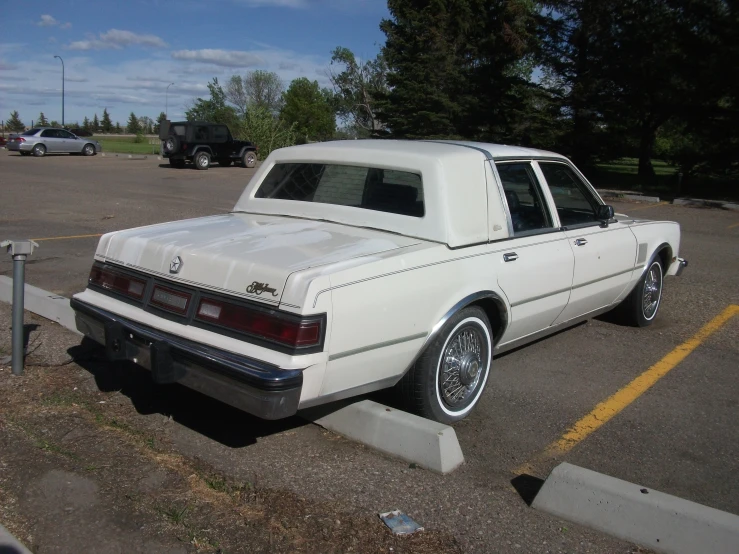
(99, 213, 421, 305)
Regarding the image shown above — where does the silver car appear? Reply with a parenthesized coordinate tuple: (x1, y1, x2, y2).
(7, 127, 102, 157)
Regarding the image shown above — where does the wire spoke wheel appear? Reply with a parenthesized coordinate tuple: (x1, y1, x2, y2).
(438, 325, 485, 408)
(642, 262, 663, 320)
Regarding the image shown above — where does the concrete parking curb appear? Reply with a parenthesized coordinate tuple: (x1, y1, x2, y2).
(598, 189, 662, 203)
(0, 522, 33, 554)
(532, 462, 739, 554)
(673, 197, 739, 211)
(301, 399, 465, 474)
(0, 277, 81, 335)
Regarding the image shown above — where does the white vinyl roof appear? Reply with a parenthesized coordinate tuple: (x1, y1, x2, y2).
(233, 140, 568, 247)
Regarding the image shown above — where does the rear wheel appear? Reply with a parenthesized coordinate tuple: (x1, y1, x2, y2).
(242, 150, 257, 168)
(32, 144, 46, 157)
(194, 151, 210, 170)
(82, 144, 95, 156)
(396, 306, 492, 424)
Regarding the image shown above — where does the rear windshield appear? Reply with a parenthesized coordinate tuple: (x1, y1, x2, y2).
(22, 128, 41, 136)
(255, 163, 424, 217)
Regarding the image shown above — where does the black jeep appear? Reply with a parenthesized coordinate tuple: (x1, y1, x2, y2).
(159, 120, 257, 170)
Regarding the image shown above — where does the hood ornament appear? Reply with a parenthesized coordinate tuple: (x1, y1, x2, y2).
(170, 256, 183, 274)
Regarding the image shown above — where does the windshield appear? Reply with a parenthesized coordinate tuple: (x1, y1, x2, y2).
(255, 163, 425, 218)
(22, 128, 41, 136)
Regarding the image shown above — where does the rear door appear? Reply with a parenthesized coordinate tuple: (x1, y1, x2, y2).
(40, 129, 61, 152)
(492, 161, 575, 345)
(536, 161, 637, 324)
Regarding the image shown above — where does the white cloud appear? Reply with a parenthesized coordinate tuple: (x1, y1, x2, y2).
(68, 29, 167, 51)
(171, 49, 264, 68)
(0, 61, 18, 70)
(37, 14, 72, 28)
(38, 14, 58, 27)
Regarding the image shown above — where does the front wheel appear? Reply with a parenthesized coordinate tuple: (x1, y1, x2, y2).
(82, 144, 96, 156)
(242, 150, 257, 168)
(194, 151, 210, 170)
(615, 257, 664, 327)
(396, 306, 492, 424)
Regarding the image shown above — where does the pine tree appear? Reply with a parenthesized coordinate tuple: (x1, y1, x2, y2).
(92, 113, 100, 132)
(101, 109, 113, 133)
(126, 112, 141, 134)
(83, 116, 91, 132)
(37, 112, 49, 126)
(114, 122, 122, 134)
(6, 111, 24, 132)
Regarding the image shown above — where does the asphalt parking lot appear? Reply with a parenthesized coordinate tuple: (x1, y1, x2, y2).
(1, 151, 738, 552)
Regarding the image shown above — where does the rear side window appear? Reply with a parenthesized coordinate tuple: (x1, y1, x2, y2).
(22, 128, 41, 136)
(495, 162, 553, 234)
(41, 129, 59, 138)
(255, 163, 425, 217)
(171, 125, 186, 136)
(212, 126, 228, 143)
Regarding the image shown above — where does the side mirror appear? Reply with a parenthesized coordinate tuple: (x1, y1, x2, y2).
(597, 204, 614, 221)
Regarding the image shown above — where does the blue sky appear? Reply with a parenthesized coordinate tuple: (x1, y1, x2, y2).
(0, 0, 390, 127)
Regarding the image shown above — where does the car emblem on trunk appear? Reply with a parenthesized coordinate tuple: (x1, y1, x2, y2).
(246, 281, 279, 297)
(170, 256, 183, 274)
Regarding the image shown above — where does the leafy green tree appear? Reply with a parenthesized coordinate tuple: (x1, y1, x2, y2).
(226, 71, 285, 116)
(154, 112, 167, 134)
(378, 0, 537, 140)
(6, 111, 24, 132)
(235, 105, 296, 158)
(101, 109, 113, 133)
(138, 116, 153, 134)
(280, 77, 335, 143)
(37, 112, 49, 126)
(92, 113, 100, 132)
(328, 47, 388, 137)
(82, 117, 91, 132)
(126, 112, 141, 134)
(49, 120, 60, 128)
(186, 78, 238, 127)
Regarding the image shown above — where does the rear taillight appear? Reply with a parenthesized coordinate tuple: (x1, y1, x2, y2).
(14, 137, 25, 143)
(89, 265, 146, 300)
(195, 298, 323, 349)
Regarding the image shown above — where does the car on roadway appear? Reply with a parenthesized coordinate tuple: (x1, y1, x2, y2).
(71, 140, 687, 424)
(159, 120, 257, 170)
(7, 127, 102, 157)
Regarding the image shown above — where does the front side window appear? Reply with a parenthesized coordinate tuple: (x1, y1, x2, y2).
(495, 162, 553, 235)
(539, 162, 600, 227)
(255, 163, 424, 217)
(59, 130, 75, 139)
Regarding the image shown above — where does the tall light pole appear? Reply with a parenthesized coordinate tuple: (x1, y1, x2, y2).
(53, 55, 65, 127)
(165, 83, 174, 119)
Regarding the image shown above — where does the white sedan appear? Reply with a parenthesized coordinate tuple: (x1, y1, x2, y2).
(71, 140, 687, 423)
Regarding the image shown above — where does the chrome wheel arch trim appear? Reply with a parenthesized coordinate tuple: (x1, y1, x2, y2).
(403, 291, 508, 375)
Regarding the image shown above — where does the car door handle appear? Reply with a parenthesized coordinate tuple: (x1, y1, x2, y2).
(574, 238, 588, 246)
(503, 252, 518, 262)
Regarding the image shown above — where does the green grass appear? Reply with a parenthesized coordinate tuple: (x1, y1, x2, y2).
(590, 157, 738, 200)
(93, 135, 161, 155)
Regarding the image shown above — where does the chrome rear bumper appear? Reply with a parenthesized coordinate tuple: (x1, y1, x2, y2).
(71, 298, 302, 420)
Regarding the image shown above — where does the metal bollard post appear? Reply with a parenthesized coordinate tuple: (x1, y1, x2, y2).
(1, 240, 39, 376)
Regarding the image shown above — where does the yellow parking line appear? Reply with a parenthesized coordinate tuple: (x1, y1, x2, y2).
(32, 233, 103, 242)
(727, 222, 739, 229)
(516, 304, 739, 475)
(626, 201, 669, 211)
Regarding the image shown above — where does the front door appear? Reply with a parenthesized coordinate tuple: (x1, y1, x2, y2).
(536, 161, 638, 324)
(493, 162, 575, 345)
